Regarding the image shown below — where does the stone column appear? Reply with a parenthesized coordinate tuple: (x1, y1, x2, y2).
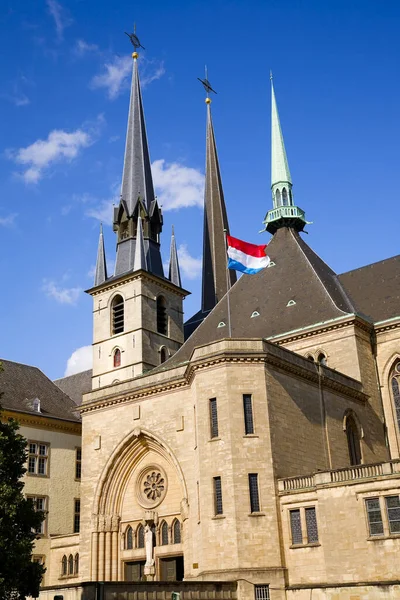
(91, 531, 99, 581)
(111, 515, 120, 581)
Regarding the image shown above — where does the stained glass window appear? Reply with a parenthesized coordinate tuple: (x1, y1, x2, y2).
(385, 495, 400, 534)
(290, 509, 303, 545)
(365, 498, 384, 536)
(161, 521, 169, 545)
(305, 507, 318, 543)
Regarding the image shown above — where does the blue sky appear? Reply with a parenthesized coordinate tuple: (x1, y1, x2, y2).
(0, 0, 399, 379)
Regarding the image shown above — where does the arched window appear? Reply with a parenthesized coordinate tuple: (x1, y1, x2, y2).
(275, 189, 281, 206)
(68, 554, 74, 575)
(113, 348, 121, 368)
(126, 526, 133, 550)
(317, 352, 327, 366)
(346, 415, 362, 466)
(391, 362, 400, 432)
(112, 295, 124, 335)
(156, 296, 167, 335)
(289, 189, 293, 204)
(74, 553, 79, 574)
(160, 347, 168, 364)
(161, 521, 169, 545)
(137, 524, 145, 549)
(306, 354, 314, 362)
(61, 555, 67, 576)
(282, 188, 288, 206)
(172, 520, 181, 544)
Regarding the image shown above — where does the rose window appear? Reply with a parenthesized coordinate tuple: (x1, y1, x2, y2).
(143, 471, 165, 501)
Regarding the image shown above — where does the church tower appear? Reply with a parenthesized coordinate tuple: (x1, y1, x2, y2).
(184, 82, 235, 337)
(264, 75, 309, 234)
(87, 46, 188, 389)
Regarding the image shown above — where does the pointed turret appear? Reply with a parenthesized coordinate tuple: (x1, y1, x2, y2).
(168, 226, 181, 287)
(264, 74, 309, 235)
(114, 51, 164, 278)
(94, 223, 108, 286)
(133, 215, 147, 271)
(201, 96, 236, 313)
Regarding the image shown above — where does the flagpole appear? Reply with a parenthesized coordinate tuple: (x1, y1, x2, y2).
(223, 228, 232, 338)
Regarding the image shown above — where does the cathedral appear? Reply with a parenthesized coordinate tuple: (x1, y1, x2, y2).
(3, 41, 400, 600)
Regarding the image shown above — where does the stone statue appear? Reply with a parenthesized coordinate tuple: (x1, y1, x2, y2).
(144, 524, 154, 567)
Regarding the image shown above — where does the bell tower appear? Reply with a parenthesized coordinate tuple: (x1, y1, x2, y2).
(87, 38, 189, 389)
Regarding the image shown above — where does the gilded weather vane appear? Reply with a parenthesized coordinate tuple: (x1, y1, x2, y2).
(125, 24, 145, 50)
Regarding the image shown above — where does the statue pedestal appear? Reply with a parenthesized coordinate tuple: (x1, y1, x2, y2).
(144, 565, 155, 581)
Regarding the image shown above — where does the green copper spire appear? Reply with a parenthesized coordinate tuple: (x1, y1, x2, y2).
(271, 75, 292, 192)
(264, 74, 309, 235)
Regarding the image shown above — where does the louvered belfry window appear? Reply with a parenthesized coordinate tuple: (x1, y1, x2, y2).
(112, 295, 124, 335)
(157, 296, 167, 335)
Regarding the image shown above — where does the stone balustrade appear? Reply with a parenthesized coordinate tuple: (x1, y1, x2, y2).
(278, 460, 400, 493)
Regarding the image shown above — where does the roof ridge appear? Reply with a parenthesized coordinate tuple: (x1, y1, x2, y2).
(289, 229, 354, 315)
(340, 253, 400, 276)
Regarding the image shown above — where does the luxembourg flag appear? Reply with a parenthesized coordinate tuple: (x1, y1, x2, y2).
(227, 235, 270, 275)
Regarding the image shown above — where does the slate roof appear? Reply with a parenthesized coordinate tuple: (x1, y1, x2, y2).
(0, 359, 80, 422)
(170, 227, 357, 367)
(339, 255, 400, 323)
(54, 369, 92, 406)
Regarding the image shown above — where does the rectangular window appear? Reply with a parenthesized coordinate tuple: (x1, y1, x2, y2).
(209, 398, 219, 438)
(305, 507, 318, 543)
(290, 509, 303, 545)
(365, 497, 384, 536)
(74, 499, 81, 533)
(248, 473, 260, 513)
(75, 448, 82, 480)
(28, 496, 47, 535)
(385, 495, 400, 534)
(213, 476, 223, 515)
(254, 585, 270, 600)
(243, 394, 254, 435)
(28, 442, 49, 476)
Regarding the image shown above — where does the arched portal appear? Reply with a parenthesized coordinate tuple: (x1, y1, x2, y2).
(91, 428, 188, 583)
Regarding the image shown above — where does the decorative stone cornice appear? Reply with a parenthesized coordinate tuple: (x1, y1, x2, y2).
(87, 269, 189, 299)
(80, 338, 366, 415)
(2, 409, 81, 434)
(375, 319, 400, 334)
(267, 314, 372, 346)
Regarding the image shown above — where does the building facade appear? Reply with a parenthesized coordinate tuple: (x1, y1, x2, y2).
(5, 43, 400, 600)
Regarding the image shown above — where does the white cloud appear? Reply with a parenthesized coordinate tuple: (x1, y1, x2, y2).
(46, 0, 72, 41)
(42, 279, 82, 305)
(9, 128, 92, 183)
(177, 244, 202, 280)
(64, 345, 92, 376)
(86, 199, 115, 224)
(90, 55, 165, 100)
(152, 159, 204, 210)
(0, 213, 17, 226)
(73, 39, 99, 57)
(90, 56, 132, 100)
(141, 60, 165, 89)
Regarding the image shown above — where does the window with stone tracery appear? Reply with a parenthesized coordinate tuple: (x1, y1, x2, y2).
(173, 519, 181, 544)
(126, 525, 133, 549)
(390, 362, 400, 434)
(137, 524, 145, 549)
(161, 521, 169, 545)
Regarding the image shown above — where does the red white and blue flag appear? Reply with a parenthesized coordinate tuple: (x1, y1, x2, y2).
(227, 235, 270, 275)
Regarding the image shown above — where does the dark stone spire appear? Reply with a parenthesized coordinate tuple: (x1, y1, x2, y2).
(94, 223, 108, 286)
(168, 226, 182, 287)
(201, 100, 236, 312)
(114, 53, 164, 278)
